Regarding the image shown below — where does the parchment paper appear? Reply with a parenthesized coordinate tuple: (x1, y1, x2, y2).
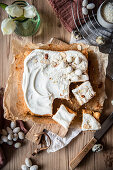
(3, 38, 108, 137)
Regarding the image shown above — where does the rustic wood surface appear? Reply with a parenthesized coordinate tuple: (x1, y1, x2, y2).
(0, 0, 113, 170)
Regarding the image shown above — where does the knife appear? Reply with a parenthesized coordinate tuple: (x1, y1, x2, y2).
(70, 112, 113, 170)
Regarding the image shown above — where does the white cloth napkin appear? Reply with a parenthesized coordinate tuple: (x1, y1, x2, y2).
(45, 128, 82, 153)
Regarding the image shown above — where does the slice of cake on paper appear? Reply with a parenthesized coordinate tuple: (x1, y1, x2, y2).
(52, 105, 76, 130)
(72, 81, 96, 106)
(81, 109, 101, 131)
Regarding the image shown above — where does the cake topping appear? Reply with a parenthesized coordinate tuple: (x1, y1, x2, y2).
(45, 53, 48, 59)
(75, 69, 82, 76)
(102, 2, 113, 23)
(74, 56, 81, 65)
(72, 81, 96, 106)
(52, 105, 76, 129)
(22, 49, 89, 115)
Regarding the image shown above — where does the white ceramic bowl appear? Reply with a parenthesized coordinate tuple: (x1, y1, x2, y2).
(97, 0, 113, 29)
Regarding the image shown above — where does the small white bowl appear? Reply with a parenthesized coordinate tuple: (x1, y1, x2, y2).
(97, 0, 113, 29)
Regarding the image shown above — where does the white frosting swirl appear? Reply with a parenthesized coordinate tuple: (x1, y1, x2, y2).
(22, 49, 89, 115)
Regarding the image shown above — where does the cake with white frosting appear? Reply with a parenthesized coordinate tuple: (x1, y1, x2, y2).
(72, 81, 96, 106)
(81, 110, 101, 131)
(52, 105, 76, 129)
(22, 49, 89, 116)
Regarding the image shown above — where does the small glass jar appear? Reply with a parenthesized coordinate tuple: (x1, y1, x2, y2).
(12, 1, 40, 37)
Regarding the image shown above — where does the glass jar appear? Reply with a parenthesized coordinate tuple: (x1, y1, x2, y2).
(12, 1, 40, 37)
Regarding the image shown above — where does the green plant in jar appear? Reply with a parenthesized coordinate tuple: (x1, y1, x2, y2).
(0, 1, 40, 36)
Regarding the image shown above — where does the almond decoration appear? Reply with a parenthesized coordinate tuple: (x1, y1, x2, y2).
(77, 45, 82, 51)
(45, 53, 48, 59)
(60, 52, 66, 58)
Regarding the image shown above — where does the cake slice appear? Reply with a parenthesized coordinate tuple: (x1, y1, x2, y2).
(82, 109, 101, 121)
(72, 81, 96, 106)
(81, 109, 101, 131)
(52, 105, 76, 129)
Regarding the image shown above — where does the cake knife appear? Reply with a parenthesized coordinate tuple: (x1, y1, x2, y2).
(70, 112, 113, 170)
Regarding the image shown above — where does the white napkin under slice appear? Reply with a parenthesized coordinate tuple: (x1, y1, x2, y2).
(45, 128, 82, 153)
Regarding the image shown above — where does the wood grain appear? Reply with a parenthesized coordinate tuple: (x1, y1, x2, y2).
(0, 0, 113, 170)
(70, 137, 97, 170)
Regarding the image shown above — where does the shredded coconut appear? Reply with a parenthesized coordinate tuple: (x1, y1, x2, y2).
(102, 2, 113, 23)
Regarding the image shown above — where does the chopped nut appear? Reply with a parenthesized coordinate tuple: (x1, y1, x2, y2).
(83, 123, 91, 129)
(96, 36, 105, 45)
(81, 95, 85, 98)
(60, 52, 66, 58)
(40, 60, 44, 63)
(51, 61, 58, 67)
(77, 45, 82, 51)
(45, 53, 48, 59)
(33, 58, 38, 63)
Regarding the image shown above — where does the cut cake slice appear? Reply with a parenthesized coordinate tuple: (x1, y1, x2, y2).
(72, 81, 96, 106)
(81, 109, 101, 131)
(52, 104, 76, 130)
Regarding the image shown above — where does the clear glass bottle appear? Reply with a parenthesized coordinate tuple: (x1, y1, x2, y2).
(12, 1, 40, 37)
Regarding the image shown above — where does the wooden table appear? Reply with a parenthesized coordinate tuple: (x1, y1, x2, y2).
(0, 0, 113, 170)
